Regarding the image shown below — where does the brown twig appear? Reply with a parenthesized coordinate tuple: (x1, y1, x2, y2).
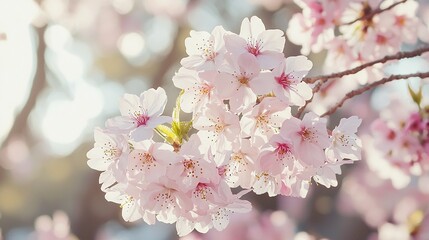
(341, 0, 407, 25)
(304, 46, 429, 84)
(321, 71, 429, 117)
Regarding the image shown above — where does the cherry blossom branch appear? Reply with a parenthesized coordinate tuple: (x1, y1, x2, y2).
(321, 71, 429, 117)
(341, 0, 407, 25)
(304, 46, 429, 84)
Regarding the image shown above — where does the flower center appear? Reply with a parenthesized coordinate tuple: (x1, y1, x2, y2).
(183, 159, 195, 170)
(197, 38, 217, 60)
(246, 40, 262, 56)
(232, 152, 244, 162)
(300, 127, 315, 142)
(238, 76, 249, 85)
(203, 48, 217, 60)
(200, 83, 212, 96)
(142, 152, 154, 164)
(255, 172, 269, 181)
(104, 148, 120, 159)
(214, 123, 225, 133)
(120, 195, 134, 208)
(256, 114, 269, 127)
(276, 143, 291, 155)
(376, 34, 387, 45)
(275, 73, 292, 89)
(395, 15, 406, 27)
(195, 182, 209, 199)
(136, 114, 150, 127)
(336, 134, 351, 147)
(217, 166, 227, 176)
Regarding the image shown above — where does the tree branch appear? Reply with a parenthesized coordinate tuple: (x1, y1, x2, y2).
(304, 46, 429, 84)
(1, 26, 47, 148)
(341, 0, 407, 25)
(321, 71, 429, 117)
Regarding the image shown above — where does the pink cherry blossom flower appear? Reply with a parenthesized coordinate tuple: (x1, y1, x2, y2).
(269, 56, 313, 106)
(224, 16, 285, 69)
(251, 170, 281, 197)
(87, 127, 127, 172)
(324, 37, 355, 70)
(214, 53, 271, 113)
(172, 67, 219, 114)
(107, 87, 171, 141)
(127, 140, 176, 184)
(287, 0, 345, 55)
(104, 184, 148, 223)
(224, 138, 260, 189)
(181, 26, 228, 70)
(326, 116, 362, 162)
(280, 112, 330, 167)
(288, 167, 312, 198)
(258, 133, 296, 175)
(312, 160, 351, 188)
(209, 188, 251, 232)
(87, 128, 128, 188)
(378, 0, 421, 44)
(168, 134, 221, 192)
(240, 97, 291, 141)
(176, 185, 251, 236)
(193, 103, 241, 154)
(140, 178, 191, 224)
(286, 12, 334, 55)
(361, 28, 402, 59)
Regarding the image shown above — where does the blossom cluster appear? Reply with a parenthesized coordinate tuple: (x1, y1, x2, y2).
(288, 0, 428, 83)
(366, 95, 429, 188)
(87, 16, 362, 236)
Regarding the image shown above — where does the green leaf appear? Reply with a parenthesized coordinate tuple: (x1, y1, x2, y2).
(157, 91, 192, 146)
(155, 125, 178, 144)
(173, 90, 184, 123)
(408, 83, 422, 106)
(171, 121, 181, 136)
(180, 121, 193, 136)
(169, 121, 193, 143)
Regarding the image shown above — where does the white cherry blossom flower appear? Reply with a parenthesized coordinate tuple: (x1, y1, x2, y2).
(181, 26, 228, 70)
(326, 116, 362, 162)
(225, 16, 285, 69)
(108, 87, 171, 141)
